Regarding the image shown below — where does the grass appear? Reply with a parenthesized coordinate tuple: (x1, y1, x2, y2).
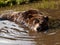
(0, 0, 60, 11)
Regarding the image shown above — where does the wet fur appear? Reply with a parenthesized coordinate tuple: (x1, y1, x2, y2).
(0, 10, 49, 32)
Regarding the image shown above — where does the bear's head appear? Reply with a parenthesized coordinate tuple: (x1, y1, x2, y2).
(22, 9, 49, 32)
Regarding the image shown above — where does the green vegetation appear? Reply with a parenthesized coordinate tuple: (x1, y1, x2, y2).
(0, 0, 39, 6)
(0, 0, 60, 9)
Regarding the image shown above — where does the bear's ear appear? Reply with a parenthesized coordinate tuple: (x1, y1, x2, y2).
(44, 16, 49, 22)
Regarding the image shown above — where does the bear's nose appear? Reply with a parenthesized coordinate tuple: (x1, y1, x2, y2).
(37, 26, 42, 32)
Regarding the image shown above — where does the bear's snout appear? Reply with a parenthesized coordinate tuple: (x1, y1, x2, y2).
(37, 26, 42, 32)
(33, 16, 49, 32)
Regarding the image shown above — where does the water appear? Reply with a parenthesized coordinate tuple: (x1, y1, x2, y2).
(0, 9, 60, 45)
(0, 20, 60, 45)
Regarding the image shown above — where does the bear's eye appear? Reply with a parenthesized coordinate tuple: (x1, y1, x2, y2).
(33, 19, 39, 24)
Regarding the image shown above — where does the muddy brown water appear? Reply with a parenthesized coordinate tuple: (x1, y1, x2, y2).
(0, 9, 60, 45)
(0, 20, 60, 45)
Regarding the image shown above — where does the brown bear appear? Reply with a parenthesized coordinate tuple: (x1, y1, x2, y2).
(0, 9, 49, 32)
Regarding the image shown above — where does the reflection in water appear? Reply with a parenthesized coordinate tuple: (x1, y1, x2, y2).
(0, 20, 36, 45)
(0, 20, 60, 45)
